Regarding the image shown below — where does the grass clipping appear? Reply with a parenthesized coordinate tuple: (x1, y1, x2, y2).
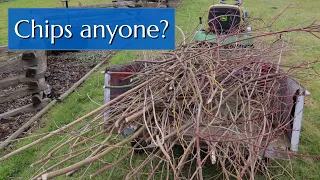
(1, 23, 320, 179)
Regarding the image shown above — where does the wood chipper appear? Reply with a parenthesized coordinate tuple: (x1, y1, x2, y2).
(103, 62, 310, 159)
(194, 0, 254, 46)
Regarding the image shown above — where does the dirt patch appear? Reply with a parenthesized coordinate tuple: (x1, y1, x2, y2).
(0, 51, 112, 141)
(45, 52, 99, 99)
(167, 0, 183, 8)
(0, 113, 34, 140)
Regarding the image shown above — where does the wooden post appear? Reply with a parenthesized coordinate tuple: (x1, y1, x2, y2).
(0, 48, 49, 118)
(26, 66, 38, 77)
(22, 52, 36, 60)
(31, 51, 47, 106)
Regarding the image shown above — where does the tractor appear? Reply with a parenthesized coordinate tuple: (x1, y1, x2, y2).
(194, 0, 254, 47)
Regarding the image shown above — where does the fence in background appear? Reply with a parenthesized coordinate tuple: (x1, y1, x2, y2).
(0, 45, 48, 119)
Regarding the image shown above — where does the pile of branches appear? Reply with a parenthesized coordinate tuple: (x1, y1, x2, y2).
(0, 23, 319, 179)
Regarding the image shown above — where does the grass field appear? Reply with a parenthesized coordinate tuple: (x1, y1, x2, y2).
(0, 0, 320, 179)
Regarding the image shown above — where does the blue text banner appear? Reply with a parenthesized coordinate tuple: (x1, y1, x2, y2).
(8, 8, 175, 50)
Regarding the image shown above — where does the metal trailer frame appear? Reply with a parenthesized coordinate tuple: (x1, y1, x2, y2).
(103, 62, 310, 159)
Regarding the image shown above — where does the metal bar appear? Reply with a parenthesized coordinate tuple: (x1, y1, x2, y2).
(290, 90, 305, 152)
(104, 73, 111, 121)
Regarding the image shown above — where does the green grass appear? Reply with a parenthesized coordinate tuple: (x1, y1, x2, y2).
(0, 0, 320, 179)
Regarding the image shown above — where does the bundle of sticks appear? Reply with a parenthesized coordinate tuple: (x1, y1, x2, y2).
(0, 23, 319, 180)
